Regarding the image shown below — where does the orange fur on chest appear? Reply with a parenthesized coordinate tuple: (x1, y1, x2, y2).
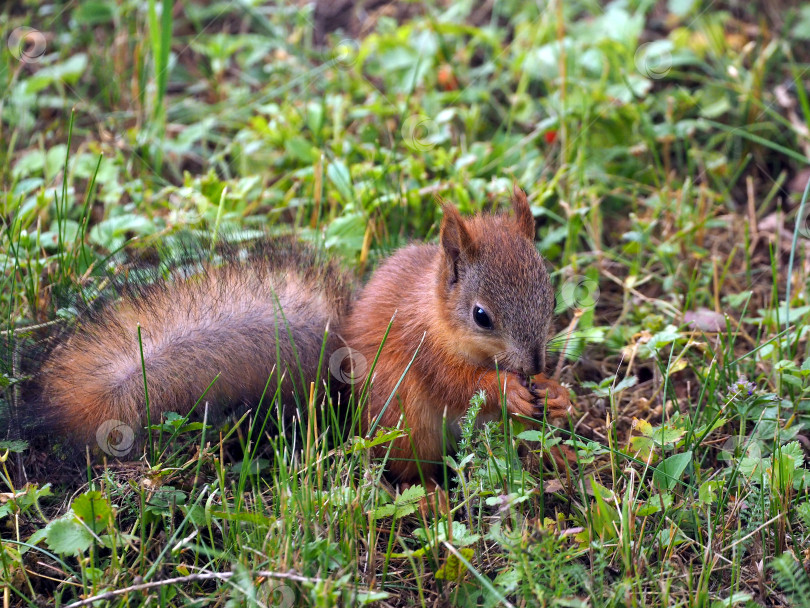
(348, 296, 502, 483)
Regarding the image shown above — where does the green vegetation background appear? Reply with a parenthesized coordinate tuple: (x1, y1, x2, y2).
(2, 1, 810, 606)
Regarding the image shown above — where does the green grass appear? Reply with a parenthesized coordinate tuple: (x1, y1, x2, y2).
(2, 0, 810, 606)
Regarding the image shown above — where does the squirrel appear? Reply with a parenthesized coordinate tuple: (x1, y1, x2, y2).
(345, 185, 572, 489)
(13, 185, 572, 488)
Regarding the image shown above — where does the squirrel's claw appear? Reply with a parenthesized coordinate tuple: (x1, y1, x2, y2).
(529, 374, 574, 420)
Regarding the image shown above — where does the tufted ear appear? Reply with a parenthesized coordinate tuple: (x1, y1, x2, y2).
(511, 184, 536, 240)
(440, 203, 476, 283)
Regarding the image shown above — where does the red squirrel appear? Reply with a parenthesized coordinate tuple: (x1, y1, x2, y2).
(344, 185, 571, 489)
(22, 186, 572, 488)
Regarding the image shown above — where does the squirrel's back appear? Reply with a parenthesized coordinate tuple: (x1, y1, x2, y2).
(29, 237, 353, 451)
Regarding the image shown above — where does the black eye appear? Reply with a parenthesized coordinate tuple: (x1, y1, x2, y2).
(473, 306, 493, 330)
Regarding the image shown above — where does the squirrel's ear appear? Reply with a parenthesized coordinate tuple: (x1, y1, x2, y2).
(511, 184, 536, 240)
(440, 203, 475, 280)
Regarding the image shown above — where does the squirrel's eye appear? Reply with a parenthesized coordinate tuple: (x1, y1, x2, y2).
(473, 306, 493, 330)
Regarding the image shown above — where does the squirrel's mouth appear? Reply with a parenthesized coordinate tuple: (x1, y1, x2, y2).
(483, 357, 539, 381)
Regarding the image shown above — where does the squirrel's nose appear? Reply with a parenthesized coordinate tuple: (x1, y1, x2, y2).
(524, 347, 545, 377)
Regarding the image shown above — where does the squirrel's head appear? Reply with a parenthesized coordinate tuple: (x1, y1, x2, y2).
(437, 185, 554, 378)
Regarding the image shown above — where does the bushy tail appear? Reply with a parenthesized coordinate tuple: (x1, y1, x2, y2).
(14, 235, 354, 455)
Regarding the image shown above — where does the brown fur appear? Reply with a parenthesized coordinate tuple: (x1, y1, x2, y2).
(344, 186, 572, 487)
(34, 238, 353, 448)
(28, 187, 571, 483)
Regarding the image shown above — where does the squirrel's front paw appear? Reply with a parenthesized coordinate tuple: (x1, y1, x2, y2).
(500, 373, 542, 420)
(485, 372, 573, 423)
(529, 374, 573, 420)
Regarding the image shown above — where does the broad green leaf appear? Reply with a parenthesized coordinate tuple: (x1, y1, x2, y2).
(636, 493, 673, 516)
(589, 478, 618, 540)
(651, 426, 686, 447)
(517, 430, 543, 441)
(75, 1, 115, 24)
(633, 418, 654, 436)
(45, 518, 93, 555)
(25, 54, 89, 94)
(284, 136, 317, 164)
(326, 160, 353, 202)
(325, 213, 365, 257)
(628, 435, 654, 462)
(693, 417, 727, 438)
(653, 451, 692, 490)
(698, 480, 722, 505)
(613, 375, 638, 393)
(779, 441, 805, 468)
(774, 360, 797, 372)
(72, 491, 111, 535)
